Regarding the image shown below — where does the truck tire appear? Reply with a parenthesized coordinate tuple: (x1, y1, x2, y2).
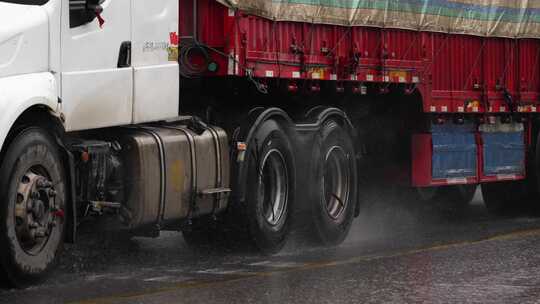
(309, 120, 357, 246)
(481, 182, 515, 215)
(244, 120, 295, 254)
(0, 128, 66, 287)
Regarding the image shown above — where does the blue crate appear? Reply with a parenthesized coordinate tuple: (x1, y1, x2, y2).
(482, 131, 524, 176)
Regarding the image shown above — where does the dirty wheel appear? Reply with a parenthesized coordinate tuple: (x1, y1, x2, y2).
(0, 128, 66, 287)
(244, 120, 295, 254)
(309, 120, 357, 246)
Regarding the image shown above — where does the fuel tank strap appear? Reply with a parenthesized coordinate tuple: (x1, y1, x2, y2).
(206, 125, 224, 214)
(160, 126, 199, 218)
(134, 127, 168, 227)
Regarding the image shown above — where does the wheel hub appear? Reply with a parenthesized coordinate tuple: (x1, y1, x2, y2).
(258, 149, 288, 227)
(323, 146, 350, 221)
(15, 170, 60, 254)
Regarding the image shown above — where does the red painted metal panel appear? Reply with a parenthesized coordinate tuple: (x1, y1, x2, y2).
(428, 34, 484, 113)
(180, 0, 228, 46)
(179, 0, 231, 76)
(518, 39, 540, 111)
(384, 29, 421, 62)
(196, 0, 227, 47)
(428, 33, 452, 92)
(381, 29, 423, 84)
(179, 0, 195, 37)
(239, 15, 304, 78)
(449, 35, 483, 98)
(483, 38, 518, 113)
(411, 133, 433, 187)
(350, 27, 381, 81)
(302, 24, 349, 80)
(181, 0, 540, 113)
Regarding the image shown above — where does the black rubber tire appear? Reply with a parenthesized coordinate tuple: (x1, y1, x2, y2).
(308, 120, 357, 246)
(244, 119, 295, 254)
(481, 182, 517, 216)
(0, 128, 66, 287)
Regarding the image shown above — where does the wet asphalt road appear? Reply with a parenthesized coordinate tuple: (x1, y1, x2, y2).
(3, 188, 540, 304)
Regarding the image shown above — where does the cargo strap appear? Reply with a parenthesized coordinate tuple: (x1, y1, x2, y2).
(502, 88, 515, 113)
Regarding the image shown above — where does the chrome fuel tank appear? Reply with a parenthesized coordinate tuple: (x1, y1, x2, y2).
(116, 122, 230, 230)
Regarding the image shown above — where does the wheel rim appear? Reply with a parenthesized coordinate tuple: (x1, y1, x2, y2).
(323, 146, 350, 221)
(14, 166, 61, 256)
(258, 149, 288, 227)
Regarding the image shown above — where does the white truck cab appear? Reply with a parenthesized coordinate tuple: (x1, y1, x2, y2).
(0, 0, 179, 150)
(0, 0, 189, 287)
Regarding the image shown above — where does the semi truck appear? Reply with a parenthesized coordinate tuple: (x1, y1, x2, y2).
(0, 0, 538, 287)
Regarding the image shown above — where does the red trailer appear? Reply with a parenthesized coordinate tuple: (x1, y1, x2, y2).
(179, 0, 536, 198)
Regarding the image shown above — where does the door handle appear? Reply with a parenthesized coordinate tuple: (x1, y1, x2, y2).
(118, 41, 132, 68)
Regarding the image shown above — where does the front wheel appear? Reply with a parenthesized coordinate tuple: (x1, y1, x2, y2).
(0, 128, 66, 287)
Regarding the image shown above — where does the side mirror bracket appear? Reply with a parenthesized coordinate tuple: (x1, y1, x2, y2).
(69, 0, 105, 28)
(86, 0, 105, 27)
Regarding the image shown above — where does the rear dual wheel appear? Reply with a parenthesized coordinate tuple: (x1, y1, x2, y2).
(184, 120, 295, 253)
(187, 117, 358, 252)
(244, 120, 296, 254)
(243, 118, 357, 249)
(308, 120, 357, 246)
(0, 128, 66, 287)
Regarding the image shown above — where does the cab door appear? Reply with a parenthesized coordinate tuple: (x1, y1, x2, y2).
(131, 0, 179, 123)
(61, 0, 133, 131)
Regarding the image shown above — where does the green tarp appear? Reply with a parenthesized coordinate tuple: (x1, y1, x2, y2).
(217, 0, 540, 38)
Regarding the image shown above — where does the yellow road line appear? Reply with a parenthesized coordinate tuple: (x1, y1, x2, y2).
(73, 227, 540, 304)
